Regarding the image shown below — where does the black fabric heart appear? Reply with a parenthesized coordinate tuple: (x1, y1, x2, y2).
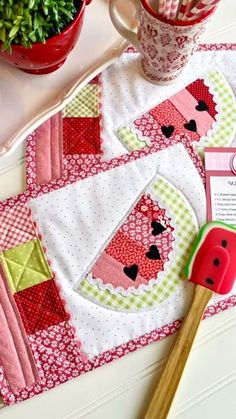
(195, 100, 209, 112)
(123, 264, 138, 281)
(146, 245, 161, 260)
(151, 221, 166, 236)
(184, 119, 197, 132)
(161, 125, 174, 138)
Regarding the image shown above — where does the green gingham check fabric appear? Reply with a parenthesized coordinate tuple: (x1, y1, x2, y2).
(78, 176, 198, 311)
(199, 70, 236, 149)
(63, 84, 99, 118)
(116, 126, 146, 151)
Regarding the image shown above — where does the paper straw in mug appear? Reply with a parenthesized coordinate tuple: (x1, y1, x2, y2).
(158, 0, 165, 14)
(183, 0, 220, 20)
(164, 0, 173, 18)
(170, 0, 180, 19)
(177, 0, 192, 20)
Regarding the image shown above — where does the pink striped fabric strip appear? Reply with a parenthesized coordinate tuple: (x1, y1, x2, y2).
(35, 113, 63, 186)
(0, 266, 38, 393)
(50, 113, 63, 180)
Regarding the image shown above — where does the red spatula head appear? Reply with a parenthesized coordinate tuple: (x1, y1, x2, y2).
(185, 221, 236, 294)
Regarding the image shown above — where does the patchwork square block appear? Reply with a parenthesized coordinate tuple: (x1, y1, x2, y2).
(0, 204, 37, 252)
(0, 239, 52, 293)
(63, 117, 101, 155)
(186, 78, 217, 119)
(63, 84, 99, 118)
(14, 280, 69, 334)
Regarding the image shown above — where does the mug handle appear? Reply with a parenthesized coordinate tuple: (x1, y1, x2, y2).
(109, 0, 140, 49)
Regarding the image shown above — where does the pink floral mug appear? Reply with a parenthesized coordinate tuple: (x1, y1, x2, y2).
(109, 0, 215, 84)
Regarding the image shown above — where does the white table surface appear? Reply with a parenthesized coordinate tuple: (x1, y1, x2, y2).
(0, 1, 236, 418)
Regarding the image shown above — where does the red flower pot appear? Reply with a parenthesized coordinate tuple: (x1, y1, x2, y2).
(0, 0, 92, 74)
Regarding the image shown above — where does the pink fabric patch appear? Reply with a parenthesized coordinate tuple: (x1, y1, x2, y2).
(150, 100, 200, 142)
(135, 194, 172, 222)
(35, 113, 63, 186)
(105, 230, 164, 280)
(134, 113, 162, 143)
(92, 251, 148, 289)
(0, 204, 37, 252)
(120, 209, 174, 259)
(0, 266, 38, 393)
(169, 89, 215, 137)
(91, 194, 174, 287)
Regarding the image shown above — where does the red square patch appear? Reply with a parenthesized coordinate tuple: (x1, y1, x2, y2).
(63, 117, 101, 155)
(14, 280, 69, 334)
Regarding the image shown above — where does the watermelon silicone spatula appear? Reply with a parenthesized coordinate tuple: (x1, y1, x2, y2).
(145, 221, 236, 419)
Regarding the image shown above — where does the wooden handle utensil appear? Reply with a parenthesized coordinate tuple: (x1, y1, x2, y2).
(145, 221, 236, 418)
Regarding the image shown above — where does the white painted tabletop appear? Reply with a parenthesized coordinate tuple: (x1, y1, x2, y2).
(0, 1, 236, 418)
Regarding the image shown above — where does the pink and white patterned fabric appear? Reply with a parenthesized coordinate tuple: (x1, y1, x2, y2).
(0, 322, 87, 405)
(90, 194, 174, 292)
(0, 204, 37, 252)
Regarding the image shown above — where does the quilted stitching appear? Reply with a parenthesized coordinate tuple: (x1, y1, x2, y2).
(63, 117, 101, 155)
(14, 280, 69, 334)
(78, 177, 198, 310)
(0, 239, 52, 293)
(63, 84, 99, 118)
(0, 204, 37, 252)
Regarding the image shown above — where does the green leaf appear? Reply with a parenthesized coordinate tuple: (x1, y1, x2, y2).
(28, 30, 36, 42)
(0, 26, 6, 42)
(9, 25, 20, 38)
(28, 0, 35, 9)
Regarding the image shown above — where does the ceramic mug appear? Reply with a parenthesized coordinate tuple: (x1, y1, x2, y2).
(109, 0, 215, 84)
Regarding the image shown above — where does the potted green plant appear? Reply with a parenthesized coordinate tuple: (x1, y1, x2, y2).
(0, 0, 92, 74)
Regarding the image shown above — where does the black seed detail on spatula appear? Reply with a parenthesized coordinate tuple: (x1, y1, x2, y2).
(213, 258, 220, 266)
(206, 278, 214, 285)
(221, 240, 227, 248)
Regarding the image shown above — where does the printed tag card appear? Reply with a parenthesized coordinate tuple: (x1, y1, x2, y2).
(205, 147, 236, 225)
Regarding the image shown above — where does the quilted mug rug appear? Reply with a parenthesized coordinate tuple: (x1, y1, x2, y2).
(26, 75, 103, 188)
(0, 44, 236, 406)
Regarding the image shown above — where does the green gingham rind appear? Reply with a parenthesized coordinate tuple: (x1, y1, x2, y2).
(197, 69, 236, 155)
(77, 176, 198, 311)
(63, 84, 99, 118)
(116, 126, 146, 151)
(116, 70, 236, 154)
